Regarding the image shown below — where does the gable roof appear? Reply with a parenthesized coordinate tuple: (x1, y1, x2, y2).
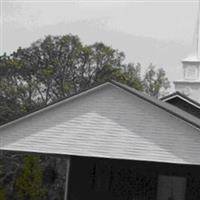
(1, 81, 200, 165)
(1, 81, 200, 131)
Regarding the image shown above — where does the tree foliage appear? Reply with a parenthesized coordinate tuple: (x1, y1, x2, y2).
(0, 188, 5, 200)
(0, 34, 170, 125)
(15, 155, 46, 200)
(143, 64, 170, 98)
(0, 162, 5, 200)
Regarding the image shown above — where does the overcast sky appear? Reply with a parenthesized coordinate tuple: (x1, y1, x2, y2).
(1, 0, 200, 85)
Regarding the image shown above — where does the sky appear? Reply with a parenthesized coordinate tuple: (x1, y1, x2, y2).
(1, 0, 200, 86)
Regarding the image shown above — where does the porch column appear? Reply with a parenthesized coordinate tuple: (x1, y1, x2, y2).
(64, 156, 71, 200)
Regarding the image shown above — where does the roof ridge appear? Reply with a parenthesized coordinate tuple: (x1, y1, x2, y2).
(1, 80, 200, 131)
(110, 80, 200, 130)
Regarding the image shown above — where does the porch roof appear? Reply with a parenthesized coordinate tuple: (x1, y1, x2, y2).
(161, 91, 200, 111)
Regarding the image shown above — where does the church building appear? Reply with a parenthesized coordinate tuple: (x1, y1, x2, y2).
(1, 3, 200, 200)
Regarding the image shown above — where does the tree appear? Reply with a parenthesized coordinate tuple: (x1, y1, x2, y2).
(15, 155, 46, 200)
(0, 162, 6, 200)
(143, 64, 170, 98)
(0, 54, 25, 123)
(0, 34, 170, 126)
(123, 63, 143, 91)
(0, 188, 5, 200)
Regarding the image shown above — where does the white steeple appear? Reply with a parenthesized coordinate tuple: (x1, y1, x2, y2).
(174, 1, 200, 102)
(182, 0, 200, 62)
(196, 0, 200, 58)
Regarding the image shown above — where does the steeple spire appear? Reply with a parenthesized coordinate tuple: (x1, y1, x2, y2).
(196, 0, 200, 58)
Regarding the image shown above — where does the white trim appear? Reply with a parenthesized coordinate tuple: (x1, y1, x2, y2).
(64, 157, 71, 200)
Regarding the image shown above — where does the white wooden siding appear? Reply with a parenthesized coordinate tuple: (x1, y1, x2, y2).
(1, 83, 200, 165)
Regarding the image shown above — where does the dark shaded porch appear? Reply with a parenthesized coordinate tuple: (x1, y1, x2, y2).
(68, 156, 200, 200)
